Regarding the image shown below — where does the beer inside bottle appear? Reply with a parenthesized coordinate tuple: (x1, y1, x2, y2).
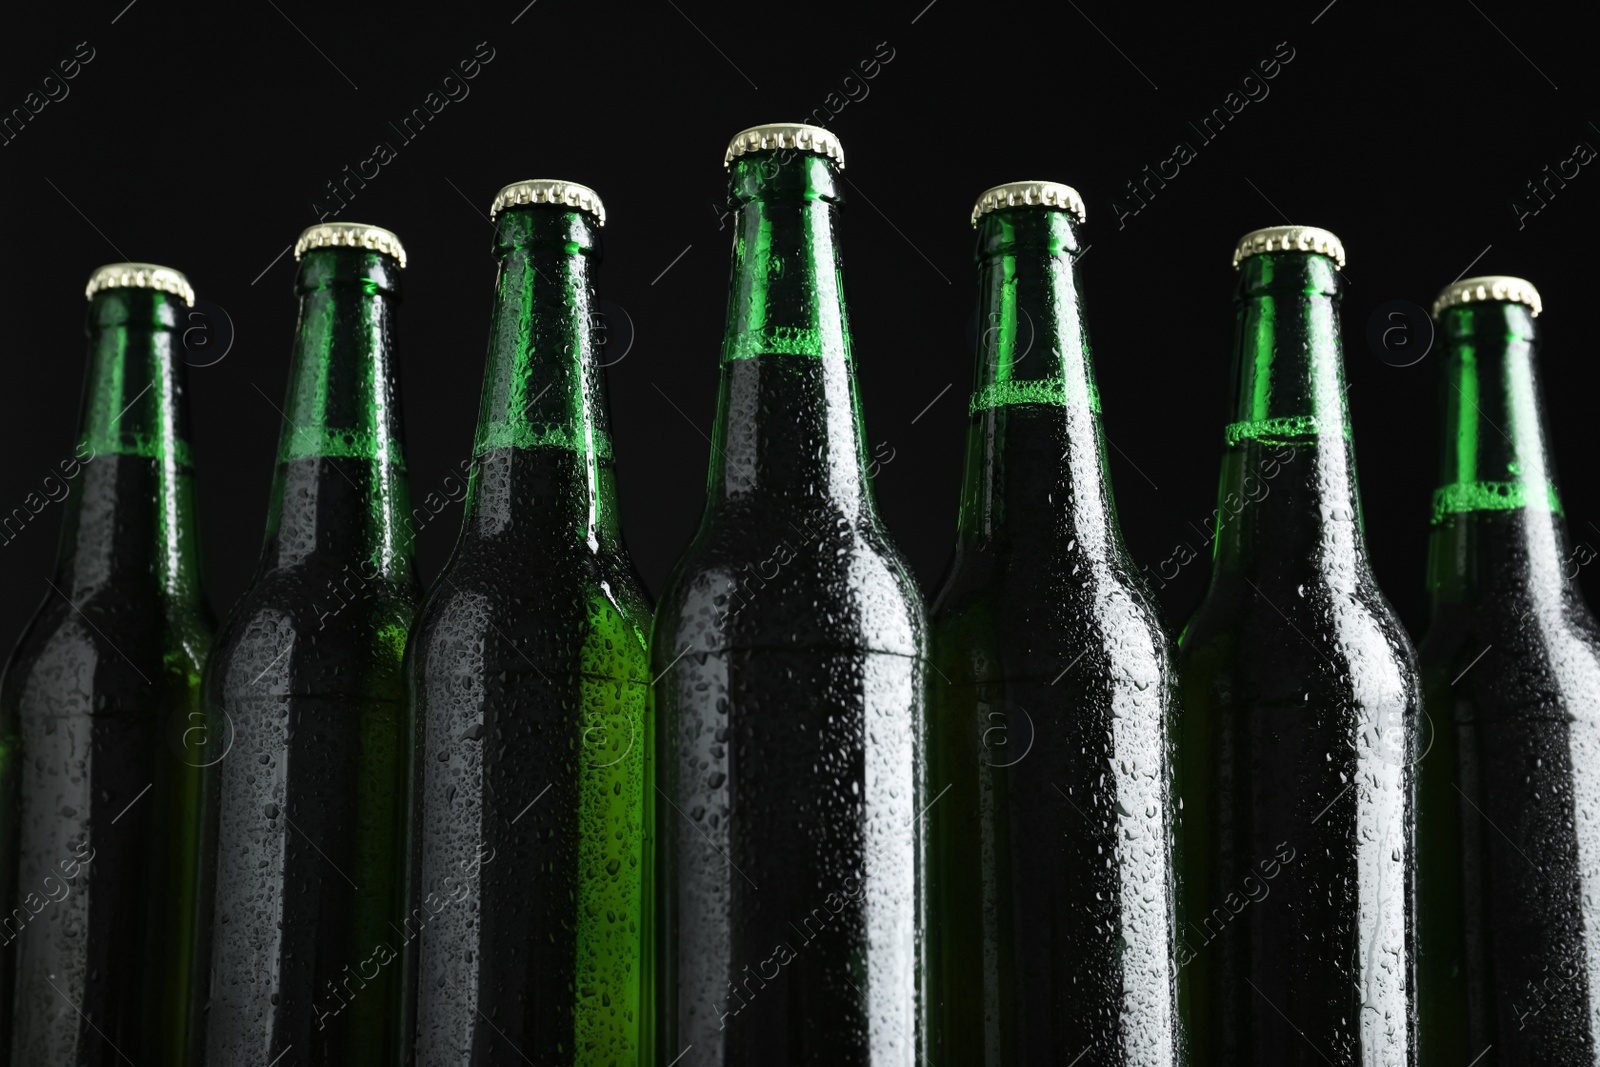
(1416, 278, 1600, 1065)
(201, 225, 419, 1064)
(1177, 227, 1419, 1064)
(408, 181, 652, 1065)
(1, 265, 211, 1064)
(651, 124, 927, 1066)
(926, 183, 1184, 1065)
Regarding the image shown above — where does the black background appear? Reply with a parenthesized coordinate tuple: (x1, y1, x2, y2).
(2, 0, 1598, 651)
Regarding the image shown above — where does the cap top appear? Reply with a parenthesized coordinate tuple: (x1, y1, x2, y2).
(294, 222, 407, 269)
(971, 181, 1086, 227)
(1232, 224, 1346, 269)
(490, 179, 606, 226)
(84, 263, 194, 307)
(1434, 275, 1542, 318)
(724, 123, 844, 170)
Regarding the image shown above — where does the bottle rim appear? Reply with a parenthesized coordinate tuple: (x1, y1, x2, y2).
(294, 222, 407, 269)
(723, 123, 844, 170)
(970, 181, 1085, 227)
(84, 263, 194, 307)
(1433, 275, 1541, 318)
(1232, 225, 1345, 270)
(490, 179, 605, 226)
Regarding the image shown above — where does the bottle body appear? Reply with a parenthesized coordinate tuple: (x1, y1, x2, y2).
(1, 285, 211, 1066)
(1415, 297, 1600, 1064)
(652, 148, 927, 1066)
(926, 203, 1184, 1065)
(202, 245, 418, 1064)
(408, 204, 653, 1065)
(1178, 248, 1419, 1065)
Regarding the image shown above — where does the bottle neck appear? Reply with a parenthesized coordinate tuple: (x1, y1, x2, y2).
(460, 207, 621, 553)
(707, 153, 871, 515)
(1212, 251, 1366, 582)
(55, 289, 204, 605)
(260, 248, 412, 579)
(955, 206, 1119, 561)
(1427, 301, 1570, 613)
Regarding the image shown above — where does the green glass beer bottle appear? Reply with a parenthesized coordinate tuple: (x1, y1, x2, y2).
(0, 265, 211, 1065)
(201, 224, 419, 1064)
(407, 180, 652, 1065)
(925, 183, 1184, 1065)
(1415, 277, 1600, 1064)
(651, 124, 927, 1066)
(1178, 226, 1420, 1064)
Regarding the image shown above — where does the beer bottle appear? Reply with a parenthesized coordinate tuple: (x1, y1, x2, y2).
(1178, 226, 1420, 1064)
(651, 123, 928, 1066)
(201, 224, 419, 1064)
(407, 180, 652, 1065)
(1416, 277, 1600, 1064)
(925, 183, 1184, 1064)
(0, 264, 211, 1065)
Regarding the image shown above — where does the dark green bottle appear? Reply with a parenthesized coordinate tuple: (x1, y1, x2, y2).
(201, 224, 419, 1064)
(926, 182, 1185, 1065)
(1416, 277, 1600, 1065)
(1178, 227, 1420, 1064)
(407, 180, 652, 1065)
(651, 123, 927, 1066)
(0, 264, 211, 1065)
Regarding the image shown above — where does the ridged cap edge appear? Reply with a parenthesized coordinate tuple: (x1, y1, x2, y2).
(1433, 275, 1542, 318)
(971, 181, 1086, 227)
(723, 123, 844, 170)
(490, 179, 606, 226)
(84, 263, 194, 306)
(294, 222, 407, 269)
(1232, 224, 1346, 269)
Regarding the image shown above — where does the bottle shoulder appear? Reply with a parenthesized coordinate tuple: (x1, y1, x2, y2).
(1420, 597, 1600, 720)
(1180, 569, 1420, 706)
(2, 584, 210, 713)
(409, 543, 652, 668)
(208, 559, 418, 689)
(931, 546, 1174, 685)
(654, 506, 926, 658)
